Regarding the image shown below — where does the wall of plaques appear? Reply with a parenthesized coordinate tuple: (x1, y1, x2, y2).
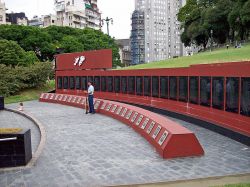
(75, 76, 81, 89)
(241, 77, 250, 116)
(189, 77, 198, 104)
(179, 76, 188, 102)
(144, 76, 151, 96)
(226, 77, 239, 113)
(160, 76, 168, 98)
(69, 76, 75, 90)
(114, 76, 121, 93)
(212, 77, 224, 110)
(88, 76, 93, 84)
(94, 76, 100, 91)
(107, 76, 113, 92)
(169, 76, 177, 100)
(81, 76, 87, 90)
(57, 74, 250, 118)
(152, 76, 159, 97)
(128, 76, 135, 94)
(200, 77, 211, 106)
(101, 76, 106, 91)
(57, 77, 62, 89)
(136, 76, 143, 95)
(121, 76, 127, 93)
(63, 76, 68, 89)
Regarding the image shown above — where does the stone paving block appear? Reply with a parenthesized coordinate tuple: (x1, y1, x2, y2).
(0, 101, 249, 187)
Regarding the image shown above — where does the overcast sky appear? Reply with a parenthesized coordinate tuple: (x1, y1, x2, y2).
(4, 0, 134, 39)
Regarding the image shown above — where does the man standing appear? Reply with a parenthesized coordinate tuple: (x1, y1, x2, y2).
(87, 81, 95, 114)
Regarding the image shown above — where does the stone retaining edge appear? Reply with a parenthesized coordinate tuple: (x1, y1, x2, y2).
(0, 108, 46, 172)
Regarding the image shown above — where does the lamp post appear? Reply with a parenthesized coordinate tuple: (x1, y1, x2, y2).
(210, 29, 213, 52)
(138, 45, 140, 64)
(101, 17, 113, 36)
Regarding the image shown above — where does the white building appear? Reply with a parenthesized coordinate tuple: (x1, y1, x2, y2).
(54, 0, 101, 30)
(131, 0, 186, 64)
(0, 0, 7, 25)
(43, 14, 57, 28)
(29, 16, 44, 27)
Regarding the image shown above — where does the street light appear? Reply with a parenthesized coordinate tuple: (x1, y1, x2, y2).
(210, 29, 213, 52)
(101, 17, 113, 36)
(138, 45, 140, 64)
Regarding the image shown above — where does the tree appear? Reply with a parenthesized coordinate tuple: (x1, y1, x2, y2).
(22, 51, 39, 66)
(203, 0, 233, 44)
(0, 39, 40, 67)
(178, 0, 250, 48)
(178, 0, 210, 48)
(0, 25, 121, 67)
(241, 0, 250, 31)
(0, 39, 26, 67)
(0, 25, 55, 61)
(61, 36, 84, 53)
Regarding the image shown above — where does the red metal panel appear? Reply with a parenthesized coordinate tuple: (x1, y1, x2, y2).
(55, 49, 112, 70)
(55, 61, 250, 137)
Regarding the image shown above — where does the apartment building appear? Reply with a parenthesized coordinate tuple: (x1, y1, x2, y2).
(116, 39, 132, 67)
(6, 12, 28, 26)
(131, 0, 186, 65)
(54, 0, 101, 30)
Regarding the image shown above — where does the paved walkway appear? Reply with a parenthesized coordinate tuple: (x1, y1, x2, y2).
(0, 101, 249, 187)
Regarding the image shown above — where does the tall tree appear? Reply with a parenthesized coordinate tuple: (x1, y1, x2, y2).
(0, 39, 25, 67)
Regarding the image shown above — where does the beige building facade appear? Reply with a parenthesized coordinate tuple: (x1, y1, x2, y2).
(54, 0, 101, 30)
(0, 0, 7, 25)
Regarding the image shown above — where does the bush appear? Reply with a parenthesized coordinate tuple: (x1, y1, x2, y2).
(0, 62, 53, 96)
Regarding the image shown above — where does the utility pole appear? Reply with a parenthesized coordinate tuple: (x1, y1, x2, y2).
(210, 29, 213, 52)
(101, 17, 113, 36)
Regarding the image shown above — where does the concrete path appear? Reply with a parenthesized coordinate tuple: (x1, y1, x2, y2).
(0, 101, 249, 187)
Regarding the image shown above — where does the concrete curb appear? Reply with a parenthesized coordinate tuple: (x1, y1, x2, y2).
(0, 108, 46, 172)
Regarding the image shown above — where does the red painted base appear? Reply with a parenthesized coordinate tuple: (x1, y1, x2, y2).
(39, 93, 204, 159)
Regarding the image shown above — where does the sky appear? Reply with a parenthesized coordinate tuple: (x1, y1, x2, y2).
(3, 0, 134, 39)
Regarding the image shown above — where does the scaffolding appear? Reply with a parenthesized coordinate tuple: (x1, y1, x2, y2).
(130, 10, 145, 65)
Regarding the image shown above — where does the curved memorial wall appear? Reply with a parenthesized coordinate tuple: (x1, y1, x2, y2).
(55, 61, 250, 145)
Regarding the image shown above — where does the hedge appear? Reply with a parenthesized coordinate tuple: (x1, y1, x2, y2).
(0, 62, 53, 96)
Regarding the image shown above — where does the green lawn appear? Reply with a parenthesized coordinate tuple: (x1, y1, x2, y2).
(5, 80, 55, 104)
(123, 43, 250, 70)
(213, 183, 250, 187)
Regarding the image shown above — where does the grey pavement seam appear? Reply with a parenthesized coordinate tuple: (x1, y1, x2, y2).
(0, 108, 46, 172)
